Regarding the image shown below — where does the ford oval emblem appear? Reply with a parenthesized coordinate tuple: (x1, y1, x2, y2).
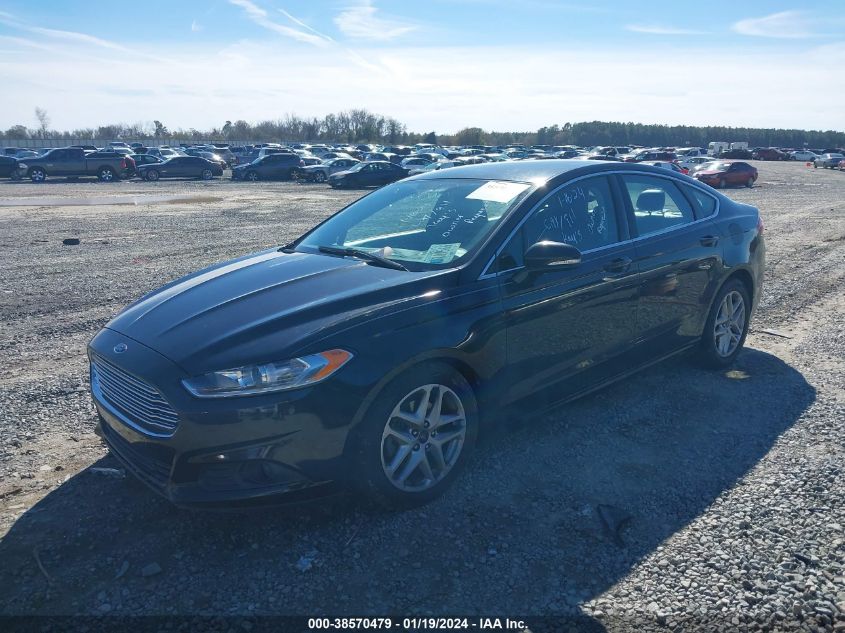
(113, 343, 128, 354)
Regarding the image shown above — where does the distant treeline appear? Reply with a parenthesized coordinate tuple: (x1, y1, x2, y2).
(3, 109, 844, 148)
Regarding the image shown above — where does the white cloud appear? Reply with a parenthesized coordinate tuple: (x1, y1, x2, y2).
(31, 26, 130, 50)
(228, 0, 330, 46)
(191, 20, 203, 32)
(732, 11, 814, 39)
(626, 24, 707, 36)
(334, 0, 416, 40)
(0, 14, 131, 51)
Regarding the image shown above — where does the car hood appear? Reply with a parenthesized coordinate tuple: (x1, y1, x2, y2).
(302, 164, 326, 171)
(105, 249, 446, 375)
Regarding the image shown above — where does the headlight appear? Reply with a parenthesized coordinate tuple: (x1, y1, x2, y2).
(182, 349, 353, 398)
(17, 163, 27, 169)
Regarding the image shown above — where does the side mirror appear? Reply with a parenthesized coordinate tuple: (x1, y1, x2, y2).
(524, 240, 582, 270)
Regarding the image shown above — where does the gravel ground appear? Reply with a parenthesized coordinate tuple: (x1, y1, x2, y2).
(0, 163, 843, 631)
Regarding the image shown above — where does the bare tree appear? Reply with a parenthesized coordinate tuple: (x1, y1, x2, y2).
(34, 107, 50, 137)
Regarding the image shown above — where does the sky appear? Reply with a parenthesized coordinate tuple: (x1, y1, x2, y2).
(0, 0, 843, 134)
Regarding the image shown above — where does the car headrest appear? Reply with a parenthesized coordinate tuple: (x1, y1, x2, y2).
(636, 189, 665, 212)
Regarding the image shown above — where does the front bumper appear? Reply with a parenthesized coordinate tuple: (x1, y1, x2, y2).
(89, 328, 362, 507)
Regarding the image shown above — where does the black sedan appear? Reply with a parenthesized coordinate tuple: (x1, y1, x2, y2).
(88, 161, 765, 507)
(231, 153, 304, 181)
(328, 161, 406, 188)
(137, 156, 223, 181)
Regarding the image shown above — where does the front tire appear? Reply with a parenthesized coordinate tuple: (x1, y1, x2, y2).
(350, 363, 478, 507)
(201, 169, 213, 180)
(29, 168, 46, 182)
(746, 177, 754, 188)
(145, 170, 160, 181)
(696, 279, 751, 369)
(315, 171, 327, 183)
(245, 171, 259, 182)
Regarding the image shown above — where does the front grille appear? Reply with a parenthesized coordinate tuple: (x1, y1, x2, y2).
(91, 354, 179, 436)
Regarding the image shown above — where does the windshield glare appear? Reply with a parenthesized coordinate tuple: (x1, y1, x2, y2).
(297, 178, 533, 269)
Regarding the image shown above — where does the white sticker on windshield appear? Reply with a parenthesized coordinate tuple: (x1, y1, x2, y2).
(423, 243, 461, 264)
(466, 181, 530, 204)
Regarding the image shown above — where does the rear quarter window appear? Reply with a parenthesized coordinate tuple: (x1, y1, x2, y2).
(684, 185, 718, 219)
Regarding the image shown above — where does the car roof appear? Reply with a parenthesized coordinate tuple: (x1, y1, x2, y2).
(408, 159, 670, 184)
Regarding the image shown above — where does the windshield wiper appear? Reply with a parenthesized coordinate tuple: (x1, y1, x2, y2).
(318, 245, 408, 271)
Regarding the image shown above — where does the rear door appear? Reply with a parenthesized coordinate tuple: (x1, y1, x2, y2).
(498, 175, 641, 405)
(44, 149, 70, 175)
(617, 172, 722, 359)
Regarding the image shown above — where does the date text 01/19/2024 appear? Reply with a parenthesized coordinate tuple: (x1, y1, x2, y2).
(307, 618, 529, 630)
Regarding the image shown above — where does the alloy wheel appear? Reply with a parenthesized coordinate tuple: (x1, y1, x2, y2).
(714, 290, 746, 357)
(246, 171, 259, 181)
(316, 171, 327, 182)
(202, 169, 213, 180)
(380, 384, 467, 492)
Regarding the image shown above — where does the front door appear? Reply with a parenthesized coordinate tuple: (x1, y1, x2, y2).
(498, 175, 641, 406)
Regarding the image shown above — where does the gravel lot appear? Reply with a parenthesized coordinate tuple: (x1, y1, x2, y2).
(0, 162, 843, 631)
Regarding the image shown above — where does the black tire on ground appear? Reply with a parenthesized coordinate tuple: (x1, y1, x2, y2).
(246, 171, 259, 182)
(29, 168, 46, 182)
(201, 169, 213, 180)
(695, 279, 752, 369)
(315, 171, 327, 183)
(145, 170, 160, 181)
(718, 178, 727, 189)
(98, 167, 116, 182)
(349, 362, 479, 508)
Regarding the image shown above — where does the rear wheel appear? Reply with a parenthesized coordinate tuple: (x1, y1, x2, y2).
(98, 167, 116, 182)
(696, 279, 751, 368)
(350, 363, 478, 507)
(201, 169, 213, 180)
(145, 170, 160, 181)
(745, 177, 754, 188)
(29, 168, 46, 182)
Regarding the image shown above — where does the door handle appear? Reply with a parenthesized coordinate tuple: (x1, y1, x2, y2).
(604, 256, 632, 273)
(700, 235, 720, 247)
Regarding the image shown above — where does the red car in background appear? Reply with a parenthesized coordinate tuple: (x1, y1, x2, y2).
(693, 161, 758, 189)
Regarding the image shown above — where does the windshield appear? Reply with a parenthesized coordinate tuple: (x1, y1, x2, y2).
(296, 178, 533, 270)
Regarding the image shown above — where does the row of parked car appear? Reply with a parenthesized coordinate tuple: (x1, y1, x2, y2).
(2, 141, 843, 189)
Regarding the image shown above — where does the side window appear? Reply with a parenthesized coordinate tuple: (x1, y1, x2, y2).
(684, 185, 717, 219)
(51, 150, 68, 161)
(621, 175, 695, 237)
(522, 176, 619, 252)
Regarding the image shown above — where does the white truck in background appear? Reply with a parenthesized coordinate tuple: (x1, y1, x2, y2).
(708, 141, 729, 156)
